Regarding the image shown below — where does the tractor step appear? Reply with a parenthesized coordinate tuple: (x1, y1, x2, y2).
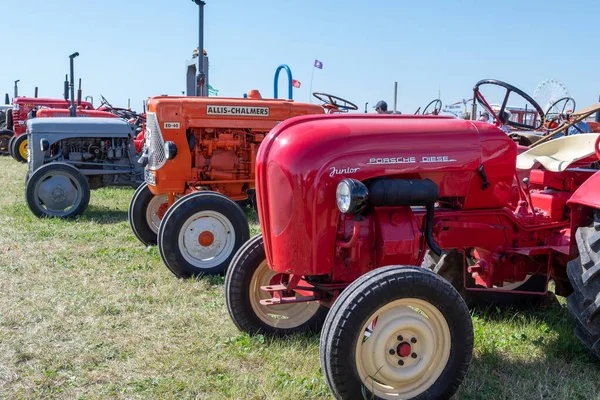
(259, 294, 320, 306)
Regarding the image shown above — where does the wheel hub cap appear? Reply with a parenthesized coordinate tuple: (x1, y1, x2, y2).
(198, 231, 215, 247)
(38, 175, 78, 212)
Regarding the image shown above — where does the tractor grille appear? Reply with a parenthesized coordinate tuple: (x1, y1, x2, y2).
(146, 112, 166, 171)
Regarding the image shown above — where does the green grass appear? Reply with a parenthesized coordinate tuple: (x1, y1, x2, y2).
(0, 157, 599, 399)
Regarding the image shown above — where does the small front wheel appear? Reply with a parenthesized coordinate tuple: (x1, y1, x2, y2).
(25, 162, 90, 218)
(158, 191, 250, 277)
(11, 134, 28, 163)
(225, 234, 328, 336)
(320, 266, 473, 400)
(128, 183, 181, 246)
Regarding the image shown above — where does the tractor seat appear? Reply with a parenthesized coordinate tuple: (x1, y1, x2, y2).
(516, 133, 600, 172)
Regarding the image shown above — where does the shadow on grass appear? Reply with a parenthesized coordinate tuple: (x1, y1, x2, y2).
(80, 205, 128, 224)
(472, 300, 595, 364)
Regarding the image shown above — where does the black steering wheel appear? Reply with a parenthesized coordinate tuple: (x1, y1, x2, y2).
(312, 92, 358, 113)
(545, 97, 576, 121)
(99, 94, 113, 109)
(422, 99, 443, 115)
(473, 79, 545, 131)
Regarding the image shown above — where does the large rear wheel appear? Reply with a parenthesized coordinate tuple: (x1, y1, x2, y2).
(25, 162, 90, 218)
(320, 266, 473, 400)
(567, 211, 600, 360)
(0, 129, 13, 156)
(128, 183, 181, 246)
(158, 191, 250, 277)
(225, 234, 328, 336)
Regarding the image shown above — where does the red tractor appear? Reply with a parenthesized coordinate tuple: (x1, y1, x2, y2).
(225, 79, 600, 398)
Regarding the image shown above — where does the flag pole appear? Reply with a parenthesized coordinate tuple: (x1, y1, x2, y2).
(309, 65, 315, 103)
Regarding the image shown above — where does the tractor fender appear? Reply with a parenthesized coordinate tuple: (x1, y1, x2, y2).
(567, 170, 600, 209)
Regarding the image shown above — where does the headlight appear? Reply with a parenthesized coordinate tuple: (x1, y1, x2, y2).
(164, 141, 177, 160)
(336, 178, 368, 214)
(40, 138, 49, 151)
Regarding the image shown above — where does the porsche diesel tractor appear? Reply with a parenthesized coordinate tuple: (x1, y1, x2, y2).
(224, 82, 600, 399)
(130, 91, 358, 277)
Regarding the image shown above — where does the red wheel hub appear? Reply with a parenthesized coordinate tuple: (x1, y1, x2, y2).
(198, 231, 215, 247)
(157, 203, 169, 219)
(397, 342, 412, 358)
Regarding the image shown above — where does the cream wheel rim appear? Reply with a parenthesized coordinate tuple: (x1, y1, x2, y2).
(249, 260, 320, 329)
(356, 298, 451, 399)
(146, 194, 180, 234)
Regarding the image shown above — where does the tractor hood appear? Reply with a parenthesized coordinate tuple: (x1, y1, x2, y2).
(256, 114, 517, 276)
(27, 117, 134, 136)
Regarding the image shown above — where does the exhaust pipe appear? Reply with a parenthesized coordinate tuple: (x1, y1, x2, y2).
(4, 93, 8, 104)
(393, 81, 398, 114)
(64, 75, 69, 101)
(68, 52, 79, 117)
(13, 80, 19, 100)
(34, 87, 38, 98)
(77, 78, 82, 106)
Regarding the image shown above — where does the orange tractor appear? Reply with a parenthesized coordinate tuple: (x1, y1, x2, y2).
(128, 91, 357, 277)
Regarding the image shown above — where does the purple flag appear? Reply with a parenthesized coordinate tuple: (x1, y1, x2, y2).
(314, 59, 323, 69)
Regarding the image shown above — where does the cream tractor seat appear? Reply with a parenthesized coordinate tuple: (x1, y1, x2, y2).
(516, 133, 600, 172)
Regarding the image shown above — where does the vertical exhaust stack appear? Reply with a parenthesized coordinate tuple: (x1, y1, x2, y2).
(64, 74, 69, 101)
(596, 95, 600, 123)
(13, 80, 19, 100)
(68, 52, 80, 117)
(77, 78, 82, 106)
(4, 93, 9, 104)
(34, 87, 38, 98)
(393, 81, 398, 114)
(194, 0, 207, 97)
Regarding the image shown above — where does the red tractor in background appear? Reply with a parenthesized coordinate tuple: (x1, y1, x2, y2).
(4, 53, 145, 162)
(224, 79, 600, 399)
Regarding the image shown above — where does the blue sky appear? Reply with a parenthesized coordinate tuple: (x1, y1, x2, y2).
(2, 0, 599, 114)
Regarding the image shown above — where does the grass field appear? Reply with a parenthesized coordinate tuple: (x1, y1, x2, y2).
(0, 157, 599, 399)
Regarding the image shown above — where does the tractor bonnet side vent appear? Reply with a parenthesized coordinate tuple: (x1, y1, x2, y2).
(146, 112, 166, 171)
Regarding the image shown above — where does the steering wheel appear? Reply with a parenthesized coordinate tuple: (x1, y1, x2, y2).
(544, 97, 576, 121)
(473, 79, 545, 131)
(313, 92, 358, 113)
(100, 94, 114, 109)
(422, 99, 443, 115)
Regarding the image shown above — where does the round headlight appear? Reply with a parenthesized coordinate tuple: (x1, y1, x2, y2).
(336, 178, 368, 214)
(164, 141, 177, 160)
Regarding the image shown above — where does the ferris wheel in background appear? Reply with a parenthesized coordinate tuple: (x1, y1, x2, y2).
(533, 79, 571, 115)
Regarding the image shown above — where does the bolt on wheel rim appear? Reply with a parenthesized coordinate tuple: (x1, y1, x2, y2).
(177, 210, 236, 269)
(248, 260, 320, 329)
(34, 172, 83, 217)
(356, 298, 451, 399)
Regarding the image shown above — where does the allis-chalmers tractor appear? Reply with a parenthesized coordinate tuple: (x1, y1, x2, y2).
(130, 91, 357, 277)
(224, 80, 600, 399)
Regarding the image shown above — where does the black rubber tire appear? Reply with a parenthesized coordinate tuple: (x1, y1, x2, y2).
(158, 191, 250, 277)
(5, 109, 13, 131)
(225, 234, 328, 336)
(7, 134, 15, 158)
(422, 249, 548, 309)
(0, 129, 13, 156)
(11, 134, 27, 163)
(25, 162, 91, 219)
(566, 211, 600, 360)
(128, 183, 163, 246)
(320, 266, 473, 400)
